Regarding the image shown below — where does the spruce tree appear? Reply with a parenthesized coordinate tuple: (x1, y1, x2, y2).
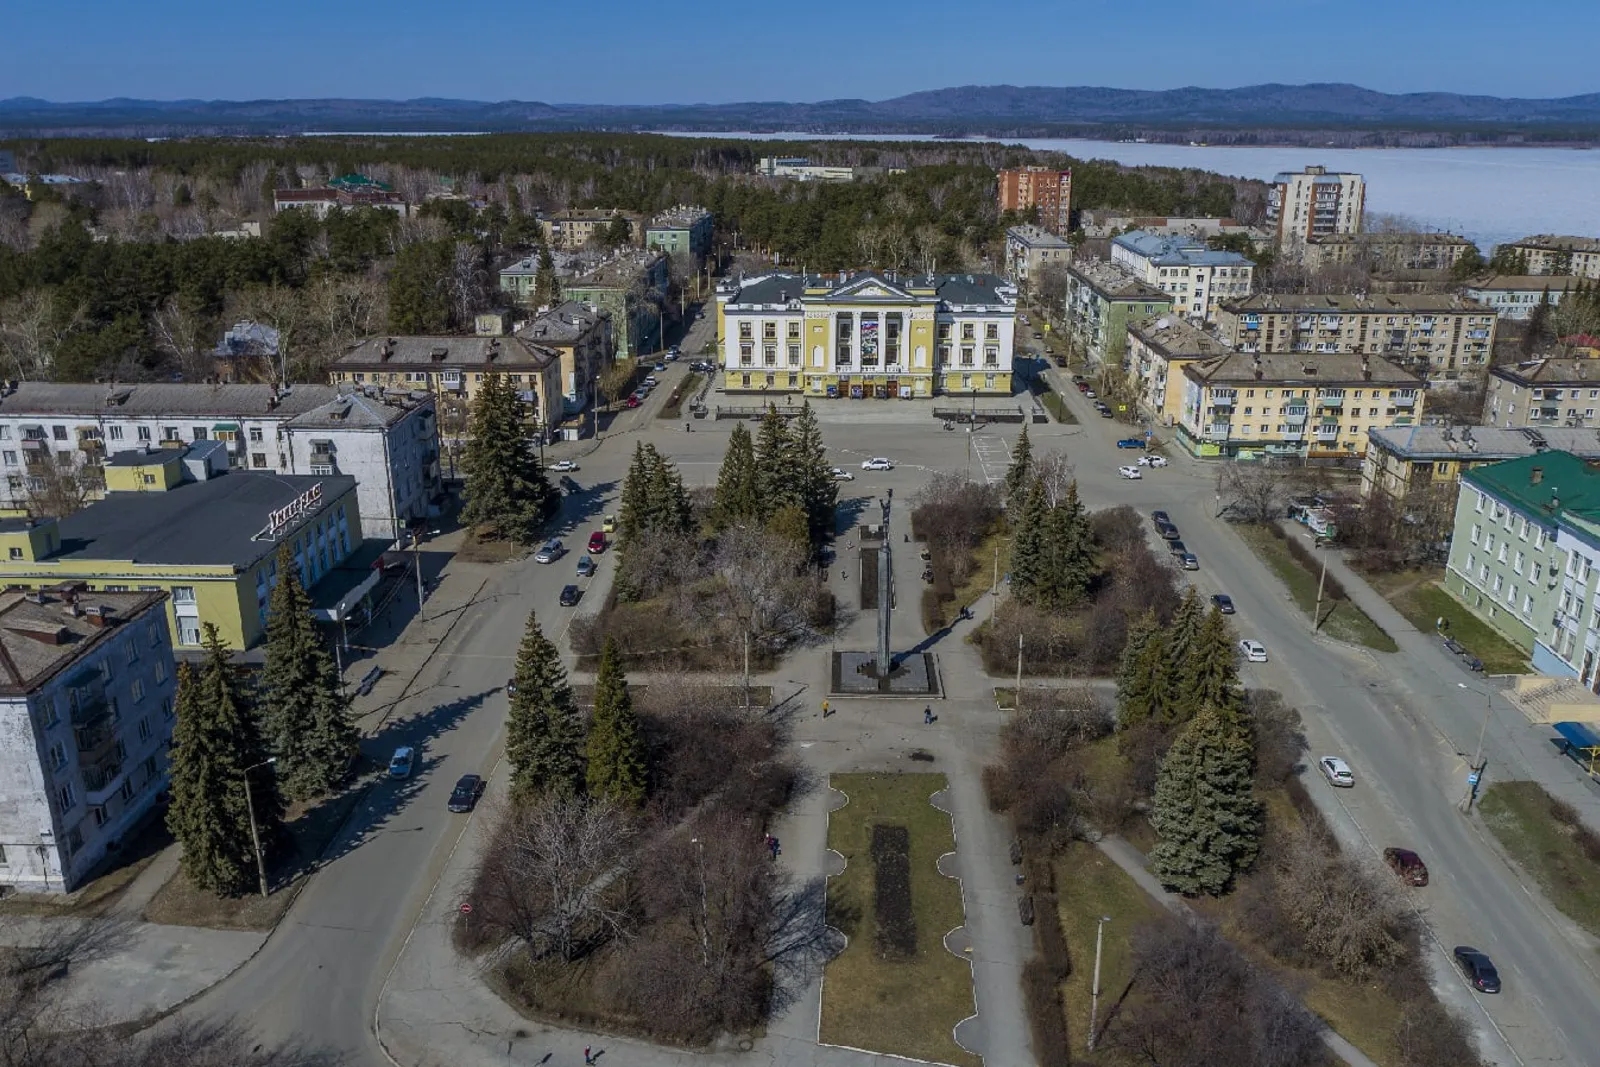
(642, 444, 692, 535)
(1173, 607, 1243, 725)
(1003, 424, 1033, 514)
(753, 406, 796, 520)
(258, 543, 358, 800)
(460, 371, 553, 543)
(766, 502, 811, 554)
(505, 611, 585, 801)
(1167, 586, 1204, 663)
(585, 637, 647, 805)
(789, 401, 838, 549)
(1008, 477, 1050, 605)
(712, 422, 761, 530)
(617, 442, 651, 550)
(1149, 704, 1262, 896)
(533, 245, 560, 308)
(1116, 608, 1171, 729)
(1039, 481, 1095, 610)
(166, 625, 283, 896)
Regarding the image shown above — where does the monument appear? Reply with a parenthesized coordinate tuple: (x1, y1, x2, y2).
(831, 487, 939, 696)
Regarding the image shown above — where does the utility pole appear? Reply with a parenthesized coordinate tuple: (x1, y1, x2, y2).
(413, 525, 426, 607)
(242, 757, 277, 899)
(1311, 542, 1329, 632)
(1088, 915, 1111, 1051)
(1015, 632, 1024, 705)
(1458, 682, 1493, 812)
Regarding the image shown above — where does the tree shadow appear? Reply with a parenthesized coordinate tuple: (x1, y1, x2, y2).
(766, 873, 846, 1019)
(543, 479, 618, 540)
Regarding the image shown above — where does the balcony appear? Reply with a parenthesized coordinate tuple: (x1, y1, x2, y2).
(1205, 424, 1232, 440)
(1284, 406, 1309, 424)
(1315, 424, 1340, 440)
(84, 759, 126, 806)
(74, 719, 117, 760)
(1392, 394, 1416, 407)
(1211, 392, 1235, 408)
(1317, 393, 1345, 407)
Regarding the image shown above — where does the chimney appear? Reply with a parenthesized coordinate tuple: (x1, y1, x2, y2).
(1531, 467, 1544, 485)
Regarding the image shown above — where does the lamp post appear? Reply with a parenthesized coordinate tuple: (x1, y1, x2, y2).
(1087, 914, 1111, 1051)
(1458, 682, 1492, 812)
(242, 757, 277, 899)
(1310, 538, 1330, 633)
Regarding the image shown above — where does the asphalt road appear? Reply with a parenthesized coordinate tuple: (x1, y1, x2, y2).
(175, 352, 1598, 1067)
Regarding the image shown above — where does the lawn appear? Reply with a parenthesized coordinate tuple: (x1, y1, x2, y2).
(1236, 526, 1399, 653)
(1367, 569, 1530, 674)
(1479, 780, 1600, 938)
(924, 530, 1008, 633)
(1040, 389, 1077, 424)
(658, 372, 704, 420)
(823, 773, 978, 1067)
(1053, 840, 1165, 1059)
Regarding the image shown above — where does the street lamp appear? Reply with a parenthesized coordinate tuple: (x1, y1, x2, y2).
(1458, 682, 1493, 812)
(1087, 914, 1112, 1051)
(242, 757, 278, 898)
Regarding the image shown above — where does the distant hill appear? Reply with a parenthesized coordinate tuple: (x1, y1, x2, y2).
(5, 83, 1600, 139)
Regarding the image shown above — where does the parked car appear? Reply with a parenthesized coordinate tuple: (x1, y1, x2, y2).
(388, 746, 415, 779)
(576, 556, 597, 578)
(1212, 594, 1235, 614)
(1097, 405, 1113, 419)
(1118, 465, 1142, 479)
(1084, 388, 1098, 399)
(1179, 552, 1199, 570)
(548, 460, 579, 472)
(831, 467, 856, 480)
(624, 396, 641, 408)
(652, 363, 667, 372)
(861, 457, 894, 471)
(1116, 437, 1147, 449)
(447, 774, 485, 813)
(1158, 523, 1181, 541)
(1032, 331, 1043, 339)
(1239, 639, 1269, 663)
(1076, 381, 1091, 393)
(559, 584, 583, 607)
(1453, 947, 1501, 993)
(1319, 755, 1355, 787)
(534, 539, 564, 564)
(1383, 848, 1430, 886)
(643, 375, 660, 386)
(1168, 540, 1188, 555)
(1150, 510, 1171, 526)
(1140, 455, 1169, 467)
(587, 531, 608, 554)
(602, 514, 617, 533)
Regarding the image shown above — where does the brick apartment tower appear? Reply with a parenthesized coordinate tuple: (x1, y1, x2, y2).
(997, 167, 1073, 234)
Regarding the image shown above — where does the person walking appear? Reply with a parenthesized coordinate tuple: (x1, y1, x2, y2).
(821, 700, 831, 718)
(584, 1047, 592, 1065)
(923, 706, 933, 725)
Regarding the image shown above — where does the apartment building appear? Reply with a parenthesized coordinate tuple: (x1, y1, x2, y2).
(1496, 235, 1600, 280)
(0, 445, 367, 651)
(715, 271, 1016, 399)
(997, 167, 1073, 234)
(645, 205, 714, 266)
(0, 588, 176, 892)
(1484, 359, 1600, 429)
(1302, 232, 1477, 273)
(1110, 231, 1254, 322)
(1078, 212, 1267, 245)
(1214, 293, 1496, 386)
(1126, 315, 1234, 425)
(1266, 166, 1365, 250)
(1176, 350, 1423, 460)
(515, 301, 614, 415)
(539, 211, 641, 250)
(1361, 424, 1600, 509)
(755, 157, 893, 183)
(1064, 259, 1173, 369)
(1462, 275, 1579, 320)
(1004, 225, 1072, 287)
(562, 250, 669, 361)
(0, 383, 438, 539)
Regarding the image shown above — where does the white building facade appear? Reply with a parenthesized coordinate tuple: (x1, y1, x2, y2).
(1110, 231, 1254, 323)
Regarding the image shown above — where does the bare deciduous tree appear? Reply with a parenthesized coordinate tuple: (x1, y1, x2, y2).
(1215, 463, 1292, 524)
(1268, 823, 1413, 979)
(148, 296, 215, 382)
(705, 527, 820, 695)
(0, 289, 85, 380)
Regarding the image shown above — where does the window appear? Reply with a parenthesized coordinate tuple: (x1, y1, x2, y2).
(137, 717, 152, 743)
(252, 453, 267, 469)
(137, 426, 151, 442)
(130, 678, 145, 703)
(1492, 573, 1502, 593)
(1497, 544, 1508, 563)
(7, 548, 19, 561)
(985, 323, 999, 341)
(171, 586, 196, 605)
(1475, 491, 1484, 512)
(178, 619, 201, 646)
(48, 740, 67, 771)
(1470, 524, 1481, 544)
(2, 452, 13, 467)
(1519, 517, 1529, 539)
(153, 658, 166, 683)
(40, 695, 58, 728)
(125, 641, 139, 664)
(191, 426, 207, 441)
(58, 783, 76, 813)
(119, 779, 134, 804)
(1536, 528, 1548, 549)
(108, 425, 123, 441)
(51, 426, 66, 441)
(161, 696, 173, 721)
(1514, 551, 1524, 574)
(143, 755, 158, 781)
(1526, 595, 1534, 616)
(1533, 562, 1543, 582)
(1465, 554, 1475, 573)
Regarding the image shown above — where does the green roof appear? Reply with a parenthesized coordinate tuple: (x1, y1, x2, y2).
(328, 174, 391, 192)
(1462, 451, 1600, 523)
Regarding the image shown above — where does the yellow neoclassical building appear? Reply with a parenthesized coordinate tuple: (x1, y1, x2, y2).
(0, 442, 370, 650)
(716, 272, 1018, 399)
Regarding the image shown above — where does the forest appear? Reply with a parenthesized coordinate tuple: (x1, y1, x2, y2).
(0, 133, 1258, 384)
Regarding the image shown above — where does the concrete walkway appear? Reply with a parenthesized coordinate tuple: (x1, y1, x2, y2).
(1093, 835, 1380, 1067)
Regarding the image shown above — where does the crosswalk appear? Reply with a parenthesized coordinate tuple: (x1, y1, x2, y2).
(971, 434, 1013, 485)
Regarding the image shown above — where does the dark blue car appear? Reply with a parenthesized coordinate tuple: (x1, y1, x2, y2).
(1116, 438, 1147, 449)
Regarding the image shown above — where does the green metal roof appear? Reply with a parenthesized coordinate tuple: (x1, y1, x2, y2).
(1462, 451, 1600, 523)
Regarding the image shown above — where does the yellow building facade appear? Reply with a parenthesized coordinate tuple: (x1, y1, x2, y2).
(0, 446, 364, 651)
(716, 272, 1018, 399)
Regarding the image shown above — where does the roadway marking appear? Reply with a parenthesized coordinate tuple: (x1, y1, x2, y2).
(970, 435, 1012, 485)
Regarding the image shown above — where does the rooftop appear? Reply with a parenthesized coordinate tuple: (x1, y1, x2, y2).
(1128, 315, 1232, 358)
(333, 335, 559, 370)
(1491, 358, 1600, 386)
(517, 302, 607, 345)
(1006, 224, 1071, 249)
(49, 469, 356, 571)
(648, 205, 711, 229)
(213, 320, 281, 358)
(1222, 293, 1485, 314)
(565, 250, 665, 289)
(1465, 275, 1583, 293)
(285, 390, 430, 431)
(1184, 351, 1422, 388)
(0, 382, 340, 419)
(1505, 235, 1600, 254)
(1113, 230, 1253, 268)
(1272, 166, 1361, 183)
(1369, 424, 1600, 461)
(1068, 258, 1171, 302)
(0, 589, 168, 697)
(1464, 451, 1600, 523)
(721, 271, 1014, 308)
(1308, 232, 1474, 247)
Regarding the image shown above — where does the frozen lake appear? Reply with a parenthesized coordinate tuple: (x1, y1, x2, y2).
(669, 131, 1600, 252)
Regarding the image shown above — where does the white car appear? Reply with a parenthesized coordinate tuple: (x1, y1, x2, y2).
(831, 467, 856, 481)
(1319, 756, 1355, 788)
(548, 460, 579, 472)
(1118, 465, 1142, 480)
(1084, 388, 1098, 399)
(534, 539, 565, 564)
(1139, 455, 1168, 468)
(861, 457, 894, 471)
(643, 375, 659, 387)
(1239, 639, 1268, 663)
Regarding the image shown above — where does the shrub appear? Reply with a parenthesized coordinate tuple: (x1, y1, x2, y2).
(1548, 794, 1600, 865)
(1022, 959, 1072, 1067)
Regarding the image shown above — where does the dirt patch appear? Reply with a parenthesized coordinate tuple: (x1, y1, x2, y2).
(871, 824, 916, 960)
(456, 531, 529, 564)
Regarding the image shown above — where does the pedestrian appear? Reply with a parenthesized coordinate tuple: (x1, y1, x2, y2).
(924, 706, 933, 725)
(768, 836, 780, 860)
(584, 1046, 592, 1065)
(821, 700, 831, 717)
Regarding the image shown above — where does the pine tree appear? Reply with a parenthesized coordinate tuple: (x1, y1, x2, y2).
(1039, 481, 1095, 610)
(618, 442, 651, 550)
(753, 406, 796, 521)
(1149, 704, 1261, 896)
(258, 543, 358, 800)
(505, 611, 585, 801)
(1173, 607, 1243, 725)
(1003, 424, 1033, 514)
(533, 245, 560, 308)
(712, 422, 761, 530)
(1115, 608, 1171, 729)
(460, 371, 553, 544)
(585, 637, 647, 805)
(1524, 288, 1552, 356)
(1167, 586, 1204, 662)
(789, 401, 838, 549)
(1009, 477, 1050, 605)
(166, 626, 283, 897)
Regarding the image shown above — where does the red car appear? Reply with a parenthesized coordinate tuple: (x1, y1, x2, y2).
(587, 531, 607, 554)
(1383, 847, 1429, 886)
(624, 395, 641, 408)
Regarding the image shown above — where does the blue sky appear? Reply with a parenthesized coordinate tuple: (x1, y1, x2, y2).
(6, 0, 1597, 104)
